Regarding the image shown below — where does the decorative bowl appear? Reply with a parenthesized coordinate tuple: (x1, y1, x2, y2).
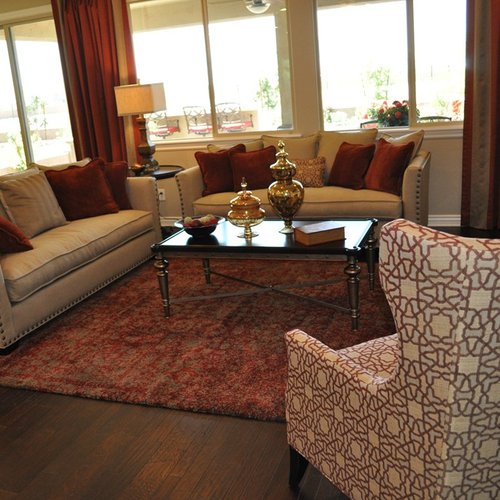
(174, 215, 224, 238)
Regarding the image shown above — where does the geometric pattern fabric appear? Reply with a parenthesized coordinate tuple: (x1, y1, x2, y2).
(285, 219, 500, 499)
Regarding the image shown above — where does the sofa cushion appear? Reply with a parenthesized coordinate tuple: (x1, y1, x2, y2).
(45, 159, 120, 220)
(318, 129, 378, 180)
(293, 157, 326, 187)
(0, 209, 153, 303)
(195, 144, 246, 196)
(30, 157, 92, 170)
(0, 171, 67, 238)
(262, 134, 318, 159)
(0, 215, 33, 253)
(381, 129, 424, 160)
(207, 139, 263, 153)
(0, 167, 40, 220)
(229, 146, 276, 191)
(364, 138, 415, 196)
(328, 142, 375, 189)
(192, 186, 402, 221)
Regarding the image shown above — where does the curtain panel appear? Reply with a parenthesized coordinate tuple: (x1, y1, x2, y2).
(51, 0, 137, 162)
(461, 0, 500, 230)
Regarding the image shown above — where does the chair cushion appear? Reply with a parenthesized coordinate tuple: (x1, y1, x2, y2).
(0, 209, 153, 303)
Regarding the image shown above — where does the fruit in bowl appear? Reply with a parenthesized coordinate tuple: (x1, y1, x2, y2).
(175, 214, 224, 237)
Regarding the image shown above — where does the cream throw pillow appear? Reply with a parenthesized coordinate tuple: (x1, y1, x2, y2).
(29, 157, 92, 171)
(380, 130, 424, 159)
(292, 157, 326, 187)
(318, 130, 378, 180)
(207, 140, 263, 153)
(0, 172, 67, 238)
(262, 134, 319, 160)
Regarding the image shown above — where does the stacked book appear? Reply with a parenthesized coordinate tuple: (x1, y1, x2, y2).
(294, 221, 345, 246)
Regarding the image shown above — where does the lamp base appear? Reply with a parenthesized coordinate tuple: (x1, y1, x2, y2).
(136, 115, 159, 174)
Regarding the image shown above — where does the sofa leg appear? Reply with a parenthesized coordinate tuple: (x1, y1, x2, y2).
(289, 445, 309, 489)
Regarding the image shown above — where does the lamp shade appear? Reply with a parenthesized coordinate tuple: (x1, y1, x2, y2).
(114, 83, 166, 116)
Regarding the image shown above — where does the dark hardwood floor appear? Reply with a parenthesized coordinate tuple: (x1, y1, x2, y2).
(0, 387, 347, 500)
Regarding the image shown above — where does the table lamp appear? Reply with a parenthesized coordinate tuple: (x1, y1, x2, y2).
(114, 82, 166, 174)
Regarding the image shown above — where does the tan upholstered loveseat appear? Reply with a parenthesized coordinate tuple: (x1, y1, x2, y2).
(175, 130, 431, 229)
(0, 164, 161, 352)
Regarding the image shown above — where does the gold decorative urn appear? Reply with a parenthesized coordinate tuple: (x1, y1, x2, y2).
(267, 140, 304, 233)
(227, 178, 265, 240)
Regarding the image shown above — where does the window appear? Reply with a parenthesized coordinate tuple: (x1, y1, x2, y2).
(316, 0, 466, 130)
(0, 19, 75, 173)
(129, 0, 291, 141)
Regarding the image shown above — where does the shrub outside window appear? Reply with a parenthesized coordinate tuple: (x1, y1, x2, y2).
(316, 0, 466, 130)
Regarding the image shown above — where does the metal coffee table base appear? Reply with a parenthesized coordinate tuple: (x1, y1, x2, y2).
(153, 252, 374, 331)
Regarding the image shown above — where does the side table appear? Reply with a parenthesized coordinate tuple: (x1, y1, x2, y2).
(150, 165, 184, 180)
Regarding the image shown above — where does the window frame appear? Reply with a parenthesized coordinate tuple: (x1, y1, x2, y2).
(0, 15, 75, 170)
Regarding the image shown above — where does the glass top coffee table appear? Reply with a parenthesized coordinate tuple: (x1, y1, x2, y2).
(151, 218, 377, 330)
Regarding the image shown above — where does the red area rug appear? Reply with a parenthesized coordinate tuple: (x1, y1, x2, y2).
(0, 258, 395, 421)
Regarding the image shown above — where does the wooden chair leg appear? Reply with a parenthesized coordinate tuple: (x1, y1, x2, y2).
(289, 445, 309, 489)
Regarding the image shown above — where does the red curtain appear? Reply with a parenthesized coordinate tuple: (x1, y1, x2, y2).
(51, 0, 137, 162)
(461, 0, 500, 230)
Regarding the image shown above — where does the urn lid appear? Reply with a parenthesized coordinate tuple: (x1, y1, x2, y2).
(229, 178, 262, 210)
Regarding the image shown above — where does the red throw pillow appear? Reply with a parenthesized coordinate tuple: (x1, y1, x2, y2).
(229, 146, 276, 191)
(102, 160, 132, 209)
(45, 159, 119, 220)
(364, 138, 415, 196)
(328, 142, 376, 189)
(0, 215, 33, 253)
(195, 144, 246, 196)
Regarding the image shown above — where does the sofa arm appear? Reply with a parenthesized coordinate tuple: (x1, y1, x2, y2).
(126, 177, 162, 241)
(401, 150, 431, 226)
(175, 166, 204, 218)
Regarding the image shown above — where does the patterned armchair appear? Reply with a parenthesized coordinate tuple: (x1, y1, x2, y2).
(285, 219, 500, 499)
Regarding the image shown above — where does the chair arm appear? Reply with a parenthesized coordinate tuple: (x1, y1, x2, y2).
(401, 150, 431, 225)
(174, 166, 205, 218)
(126, 177, 162, 241)
(285, 329, 388, 395)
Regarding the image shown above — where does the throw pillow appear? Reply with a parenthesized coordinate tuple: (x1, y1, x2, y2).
(195, 144, 246, 196)
(30, 157, 92, 171)
(364, 138, 415, 196)
(292, 157, 326, 187)
(0, 172, 67, 238)
(328, 142, 376, 189)
(380, 129, 424, 160)
(102, 160, 132, 209)
(0, 215, 33, 253)
(0, 167, 40, 220)
(229, 146, 276, 191)
(45, 159, 120, 220)
(317, 129, 378, 180)
(262, 134, 318, 160)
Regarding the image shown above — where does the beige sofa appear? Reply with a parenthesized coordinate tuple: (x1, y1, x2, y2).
(175, 130, 431, 229)
(0, 170, 161, 352)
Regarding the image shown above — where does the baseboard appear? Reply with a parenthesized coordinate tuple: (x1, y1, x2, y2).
(160, 216, 181, 227)
(428, 214, 461, 227)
